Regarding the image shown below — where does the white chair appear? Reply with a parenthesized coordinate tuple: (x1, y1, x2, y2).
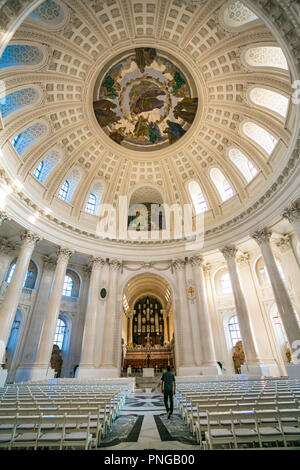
(277, 409, 300, 447)
(36, 414, 66, 450)
(11, 414, 41, 450)
(230, 410, 259, 449)
(204, 411, 234, 450)
(61, 414, 93, 450)
(254, 409, 284, 448)
(0, 416, 17, 450)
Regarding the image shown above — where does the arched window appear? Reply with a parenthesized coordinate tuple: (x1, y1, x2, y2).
(210, 168, 234, 201)
(58, 180, 69, 201)
(243, 122, 278, 156)
(249, 88, 289, 118)
(85, 193, 97, 214)
(53, 318, 66, 349)
(6, 260, 38, 289)
(229, 148, 257, 182)
(244, 46, 288, 70)
(11, 122, 48, 156)
(33, 149, 61, 183)
(220, 272, 232, 294)
(62, 275, 73, 297)
(33, 161, 44, 180)
(58, 169, 82, 203)
(228, 315, 242, 346)
(0, 45, 43, 69)
(0, 88, 39, 119)
(188, 181, 208, 214)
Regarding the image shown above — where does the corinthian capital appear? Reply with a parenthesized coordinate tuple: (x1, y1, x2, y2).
(20, 230, 40, 247)
(172, 258, 186, 271)
(91, 257, 106, 269)
(189, 255, 203, 267)
(42, 255, 57, 269)
(252, 228, 272, 246)
(56, 247, 73, 262)
(110, 259, 122, 271)
(0, 237, 14, 253)
(220, 246, 237, 260)
(202, 262, 211, 273)
(237, 253, 250, 265)
(274, 235, 291, 253)
(282, 202, 300, 224)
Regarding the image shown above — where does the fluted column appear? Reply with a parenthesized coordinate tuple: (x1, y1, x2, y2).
(172, 258, 195, 369)
(221, 246, 260, 367)
(274, 235, 300, 311)
(190, 256, 217, 368)
(14, 256, 57, 383)
(0, 231, 40, 367)
(77, 257, 105, 373)
(282, 202, 300, 240)
(101, 259, 122, 373)
(31, 247, 72, 379)
(252, 229, 300, 352)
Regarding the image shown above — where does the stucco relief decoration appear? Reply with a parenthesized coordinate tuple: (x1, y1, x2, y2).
(93, 48, 198, 150)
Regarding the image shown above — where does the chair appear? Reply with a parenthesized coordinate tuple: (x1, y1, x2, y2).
(61, 414, 93, 450)
(254, 409, 284, 448)
(10, 414, 41, 450)
(204, 411, 234, 450)
(230, 410, 260, 449)
(277, 409, 300, 447)
(36, 414, 66, 450)
(0, 416, 17, 450)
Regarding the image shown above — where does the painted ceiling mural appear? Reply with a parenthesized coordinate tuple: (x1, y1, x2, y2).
(93, 48, 198, 150)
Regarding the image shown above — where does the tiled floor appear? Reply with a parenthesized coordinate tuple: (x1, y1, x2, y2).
(99, 390, 200, 451)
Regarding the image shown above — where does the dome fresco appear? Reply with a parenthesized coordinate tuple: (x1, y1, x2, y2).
(94, 48, 197, 150)
(0, 0, 298, 250)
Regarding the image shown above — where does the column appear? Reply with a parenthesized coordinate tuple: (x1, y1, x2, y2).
(236, 252, 281, 377)
(30, 247, 72, 380)
(172, 258, 196, 374)
(274, 235, 300, 310)
(14, 255, 57, 383)
(252, 229, 300, 368)
(100, 259, 121, 377)
(0, 231, 40, 368)
(76, 257, 105, 378)
(282, 201, 300, 240)
(221, 246, 263, 376)
(189, 256, 219, 374)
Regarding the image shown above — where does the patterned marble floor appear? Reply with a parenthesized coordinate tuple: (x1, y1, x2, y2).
(98, 391, 200, 451)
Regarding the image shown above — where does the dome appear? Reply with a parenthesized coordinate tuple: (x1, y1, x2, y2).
(0, 0, 299, 258)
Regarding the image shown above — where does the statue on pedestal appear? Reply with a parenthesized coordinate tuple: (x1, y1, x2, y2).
(232, 341, 245, 374)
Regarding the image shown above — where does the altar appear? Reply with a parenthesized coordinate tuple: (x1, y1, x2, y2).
(143, 368, 155, 377)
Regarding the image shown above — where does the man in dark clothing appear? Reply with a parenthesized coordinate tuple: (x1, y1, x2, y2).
(161, 365, 176, 419)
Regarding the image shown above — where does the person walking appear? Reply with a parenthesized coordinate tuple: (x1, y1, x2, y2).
(161, 365, 176, 419)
